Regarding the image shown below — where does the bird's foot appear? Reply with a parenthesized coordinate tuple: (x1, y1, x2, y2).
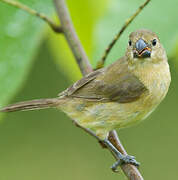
(111, 154, 140, 172)
(103, 139, 140, 172)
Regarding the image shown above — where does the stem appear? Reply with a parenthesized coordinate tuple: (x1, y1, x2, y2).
(53, 0, 93, 76)
(109, 131, 144, 180)
(75, 124, 144, 179)
(96, 0, 151, 69)
(0, 0, 62, 33)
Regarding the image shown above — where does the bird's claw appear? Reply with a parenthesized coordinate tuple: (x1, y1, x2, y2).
(102, 139, 140, 172)
(121, 155, 140, 166)
(111, 155, 140, 172)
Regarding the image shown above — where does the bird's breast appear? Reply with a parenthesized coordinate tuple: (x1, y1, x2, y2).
(132, 60, 171, 117)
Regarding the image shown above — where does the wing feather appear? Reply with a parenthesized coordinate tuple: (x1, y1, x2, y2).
(58, 57, 147, 103)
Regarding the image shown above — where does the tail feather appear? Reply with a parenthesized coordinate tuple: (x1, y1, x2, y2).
(0, 98, 59, 112)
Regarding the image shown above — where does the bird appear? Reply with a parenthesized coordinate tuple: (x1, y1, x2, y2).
(0, 29, 171, 171)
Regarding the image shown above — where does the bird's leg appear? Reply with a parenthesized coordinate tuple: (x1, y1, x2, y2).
(73, 121, 140, 171)
(103, 139, 140, 172)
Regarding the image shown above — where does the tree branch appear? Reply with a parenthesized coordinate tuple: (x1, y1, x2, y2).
(53, 0, 93, 76)
(109, 131, 144, 180)
(96, 0, 151, 69)
(0, 0, 62, 33)
(53, 0, 145, 179)
(74, 124, 143, 179)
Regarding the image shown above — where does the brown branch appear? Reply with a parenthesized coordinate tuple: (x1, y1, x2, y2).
(109, 131, 144, 180)
(53, 0, 93, 76)
(96, 0, 151, 69)
(53, 0, 145, 179)
(75, 124, 143, 179)
(0, 0, 62, 33)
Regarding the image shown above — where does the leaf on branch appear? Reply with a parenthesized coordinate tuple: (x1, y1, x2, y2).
(0, 0, 54, 112)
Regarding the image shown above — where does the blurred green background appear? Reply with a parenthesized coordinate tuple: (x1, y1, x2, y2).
(0, 0, 178, 179)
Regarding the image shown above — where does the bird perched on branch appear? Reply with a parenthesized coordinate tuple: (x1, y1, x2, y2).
(0, 29, 171, 171)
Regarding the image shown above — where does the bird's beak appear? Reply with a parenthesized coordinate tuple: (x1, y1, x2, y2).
(133, 38, 151, 58)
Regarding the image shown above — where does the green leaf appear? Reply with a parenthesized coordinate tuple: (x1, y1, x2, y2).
(0, 0, 54, 107)
(93, 0, 178, 67)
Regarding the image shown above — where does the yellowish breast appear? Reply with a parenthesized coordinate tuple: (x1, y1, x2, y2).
(133, 60, 171, 107)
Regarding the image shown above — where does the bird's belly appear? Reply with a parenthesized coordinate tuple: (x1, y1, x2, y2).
(59, 91, 164, 139)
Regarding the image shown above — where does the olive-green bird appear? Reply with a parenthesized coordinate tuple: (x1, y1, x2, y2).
(0, 29, 171, 171)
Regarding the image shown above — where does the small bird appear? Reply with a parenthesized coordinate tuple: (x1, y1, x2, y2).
(1, 29, 171, 171)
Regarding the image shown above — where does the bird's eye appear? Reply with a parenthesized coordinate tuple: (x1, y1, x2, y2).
(152, 39, 157, 46)
(128, 40, 132, 46)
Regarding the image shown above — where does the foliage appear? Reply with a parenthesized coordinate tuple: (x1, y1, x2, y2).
(0, 0, 54, 107)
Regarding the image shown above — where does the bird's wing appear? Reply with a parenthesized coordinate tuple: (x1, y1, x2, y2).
(59, 57, 147, 103)
(58, 68, 104, 97)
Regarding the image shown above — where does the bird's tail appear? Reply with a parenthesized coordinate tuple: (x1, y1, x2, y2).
(0, 98, 60, 112)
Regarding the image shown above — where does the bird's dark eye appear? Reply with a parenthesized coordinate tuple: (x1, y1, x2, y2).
(128, 40, 132, 46)
(152, 39, 157, 46)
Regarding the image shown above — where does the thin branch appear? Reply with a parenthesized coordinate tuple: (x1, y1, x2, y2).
(96, 0, 151, 69)
(53, 0, 93, 76)
(75, 123, 143, 179)
(53, 0, 145, 179)
(0, 0, 62, 33)
(109, 131, 144, 180)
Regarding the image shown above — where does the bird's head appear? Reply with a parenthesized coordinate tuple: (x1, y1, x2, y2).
(126, 29, 167, 65)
